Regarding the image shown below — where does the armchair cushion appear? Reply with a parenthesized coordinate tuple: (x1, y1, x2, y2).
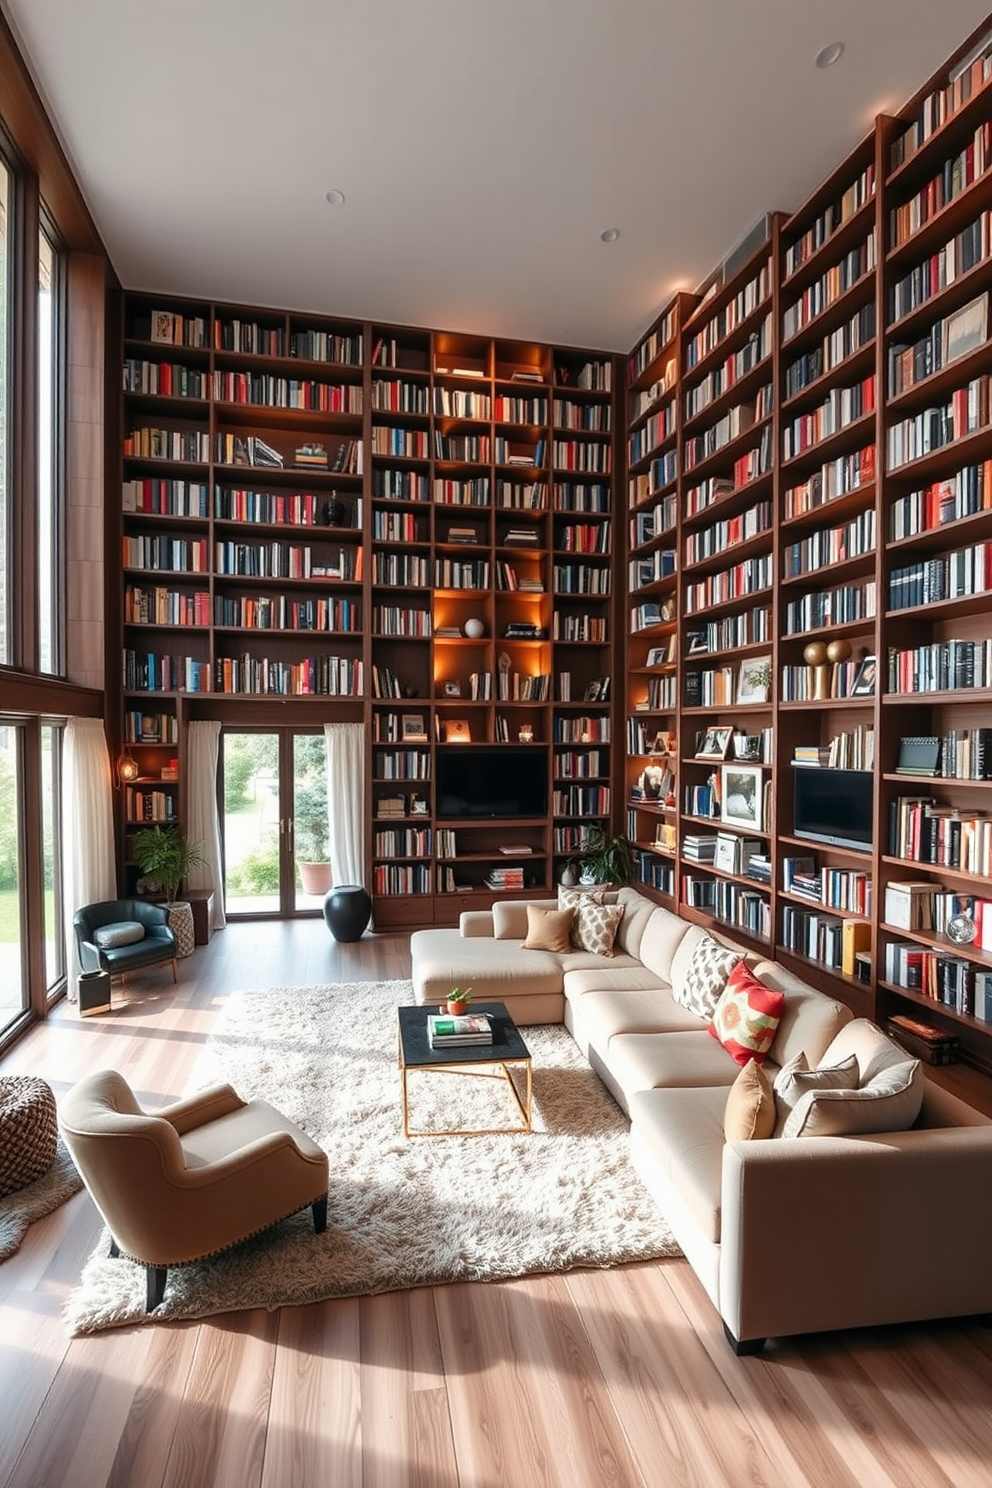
(93, 921, 145, 949)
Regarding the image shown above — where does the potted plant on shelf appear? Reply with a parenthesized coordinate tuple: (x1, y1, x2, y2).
(447, 987, 472, 1015)
(294, 778, 333, 897)
(573, 827, 635, 887)
(131, 825, 206, 958)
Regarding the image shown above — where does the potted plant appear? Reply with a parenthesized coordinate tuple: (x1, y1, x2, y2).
(294, 778, 332, 896)
(447, 987, 472, 1015)
(130, 825, 206, 958)
(574, 827, 635, 886)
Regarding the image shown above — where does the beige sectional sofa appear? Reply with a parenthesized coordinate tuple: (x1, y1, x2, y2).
(410, 887, 992, 1352)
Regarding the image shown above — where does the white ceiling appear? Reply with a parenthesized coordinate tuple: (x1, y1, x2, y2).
(5, 1, 991, 352)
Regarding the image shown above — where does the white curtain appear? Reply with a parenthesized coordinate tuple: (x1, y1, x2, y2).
(324, 721, 366, 889)
(186, 720, 227, 930)
(63, 717, 117, 994)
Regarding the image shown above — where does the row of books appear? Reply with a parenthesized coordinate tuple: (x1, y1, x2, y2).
(884, 942, 992, 1020)
(883, 883, 992, 946)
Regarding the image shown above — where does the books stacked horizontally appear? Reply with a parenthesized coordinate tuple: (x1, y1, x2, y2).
(485, 865, 525, 890)
(683, 834, 718, 863)
(428, 1012, 493, 1048)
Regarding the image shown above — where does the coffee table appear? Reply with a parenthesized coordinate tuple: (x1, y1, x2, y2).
(396, 1001, 532, 1137)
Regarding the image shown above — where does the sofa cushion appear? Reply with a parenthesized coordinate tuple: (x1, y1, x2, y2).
(638, 906, 695, 984)
(708, 961, 785, 1066)
(724, 1060, 776, 1142)
(615, 888, 660, 960)
(493, 900, 553, 941)
(673, 933, 740, 1019)
(568, 986, 705, 1058)
(750, 961, 852, 1069)
(772, 1051, 860, 1134)
(606, 1029, 744, 1105)
(818, 1017, 910, 1082)
(521, 904, 575, 953)
(410, 928, 563, 1004)
(573, 900, 625, 956)
(783, 1057, 924, 1138)
(629, 1086, 728, 1244)
(559, 953, 645, 985)
(93, 920, 146, 949)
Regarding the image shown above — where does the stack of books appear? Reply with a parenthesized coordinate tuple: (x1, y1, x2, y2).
(682, 834, 718, 863)
(794, 745, 832, 767)
(428, 1012, 493, 1048)
(485, 865, 525, 890)
(884, 880, 936, 930)
(295, 442, 328, 469)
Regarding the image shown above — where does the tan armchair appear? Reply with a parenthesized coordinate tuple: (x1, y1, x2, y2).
(59, 1070, 329, 1311)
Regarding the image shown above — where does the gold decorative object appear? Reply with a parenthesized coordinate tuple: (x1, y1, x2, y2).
(802, 641, 830, 701)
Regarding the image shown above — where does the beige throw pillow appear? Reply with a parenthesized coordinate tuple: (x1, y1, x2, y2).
(724, 1060, 776, 1142)
(772, 1051, 860, 1131)
(521, 904, 575, 953)
(782, 1058, 924, 1138)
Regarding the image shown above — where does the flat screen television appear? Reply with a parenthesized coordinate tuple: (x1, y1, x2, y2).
(793, 765, 873, 853)
(437, 747, 548, 819)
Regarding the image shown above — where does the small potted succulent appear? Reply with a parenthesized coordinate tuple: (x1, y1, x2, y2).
(447, 986, 473, 1015)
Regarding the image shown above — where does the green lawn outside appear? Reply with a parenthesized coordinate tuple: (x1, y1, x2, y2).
(0, 888, 56, 943)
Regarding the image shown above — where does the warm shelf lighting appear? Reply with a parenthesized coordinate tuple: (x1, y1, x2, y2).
(117, 752, 140, 786)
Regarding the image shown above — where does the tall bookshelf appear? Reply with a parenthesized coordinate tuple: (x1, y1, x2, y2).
(622, 15, 992, 1073)
(118, 298, 619, 926)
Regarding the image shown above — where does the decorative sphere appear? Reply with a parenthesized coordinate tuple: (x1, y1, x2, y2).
(803, 642, 828, 667)
(826, 639, 852, 664)
(463, 618, 485, 639)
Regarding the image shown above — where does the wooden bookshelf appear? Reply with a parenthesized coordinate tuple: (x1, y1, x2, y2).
(118, 298, 620, 926)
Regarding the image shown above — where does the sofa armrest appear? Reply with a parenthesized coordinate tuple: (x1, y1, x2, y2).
(719, 1125, 992, 1346)
(158, 1082, 246, 1135)
(459, 911, 496, 938)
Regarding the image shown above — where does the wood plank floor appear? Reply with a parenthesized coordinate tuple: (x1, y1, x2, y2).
(3, 919, 992, 1488)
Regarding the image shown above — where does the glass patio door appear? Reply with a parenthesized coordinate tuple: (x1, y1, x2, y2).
(221, 729, 329, 917)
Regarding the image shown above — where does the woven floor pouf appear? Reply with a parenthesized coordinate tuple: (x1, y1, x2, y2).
(0, 1076, 59, 1198)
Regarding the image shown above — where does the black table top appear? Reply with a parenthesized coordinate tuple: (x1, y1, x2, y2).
(397, 1001, 531, 1068)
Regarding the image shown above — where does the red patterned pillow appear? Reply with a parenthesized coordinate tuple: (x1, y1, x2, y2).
(708, 960, 785, 1066)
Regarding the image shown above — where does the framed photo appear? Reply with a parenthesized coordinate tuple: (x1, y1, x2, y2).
(942, 293, 988, 366)
(736, 655, 772, 705)
(401, 713, 427, 742)
(694, 725, 732, 760)
(720, 763, 763, 831)
(442, 680, 461, 698)
(851, 654, 877, 698)
(444, 719, 471, 743)
(150, 309, 175, 344)
(645, 644, 671, 668)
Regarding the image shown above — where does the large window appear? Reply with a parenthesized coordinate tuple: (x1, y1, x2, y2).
(38, 222, 64, 675)
(0, 159, 10, 665)
(0, 722, 26, 1038)
(40, 722, 65, 996)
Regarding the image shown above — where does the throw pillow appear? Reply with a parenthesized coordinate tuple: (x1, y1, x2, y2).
(708, 960, 785, 1066)
(521, 904, 575, 953)
(782, 1058, 924, 1138)
(772, 1051, 860, 1126)
(724, 1059, 776, 1142)
(673, 932, 740, 1019)
(574, 900, 625, 956)
(558, 885, 609, 946)
(92, 920, 146, 949)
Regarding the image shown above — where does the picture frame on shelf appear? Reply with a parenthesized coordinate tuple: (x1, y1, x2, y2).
(444, 719, 472, 744)
(401, 714, 428, 742)
(150, 309, 176, 344)
(442, 680, 462, 698)
(694, 725, 733, 760)
(645, 645, 671, 668)
(851, 655, 877, 698)
(942, 294, 988, 366)
(736, 656, 772, 705)
(720, 763, 763, 831)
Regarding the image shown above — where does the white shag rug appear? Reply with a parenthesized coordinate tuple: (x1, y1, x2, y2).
(0, 1140, 83, 1262)
(65, 980, 680, 1332)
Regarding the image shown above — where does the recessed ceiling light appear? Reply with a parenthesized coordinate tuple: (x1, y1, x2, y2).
(325, 189, 346, 206)
(815, 41, 844, 69)
(601, 228, 620, 243)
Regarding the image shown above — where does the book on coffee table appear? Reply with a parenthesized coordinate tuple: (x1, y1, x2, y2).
(428, 1012, 493, 1047)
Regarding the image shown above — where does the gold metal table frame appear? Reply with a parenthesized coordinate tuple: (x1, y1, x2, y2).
(397, 1003, 533, 1138)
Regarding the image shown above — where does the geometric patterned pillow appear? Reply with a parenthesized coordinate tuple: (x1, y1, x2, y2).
(708, 960, 785, 1065)
(673, 932, 740, 1019)
(574, 900, 625, 956)
(558, 884, 609, 945)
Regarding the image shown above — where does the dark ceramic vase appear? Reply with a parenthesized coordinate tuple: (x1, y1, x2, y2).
(322, 885, 372, 942)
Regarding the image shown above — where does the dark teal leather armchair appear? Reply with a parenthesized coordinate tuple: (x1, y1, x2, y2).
(74, 900, 179, 982)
